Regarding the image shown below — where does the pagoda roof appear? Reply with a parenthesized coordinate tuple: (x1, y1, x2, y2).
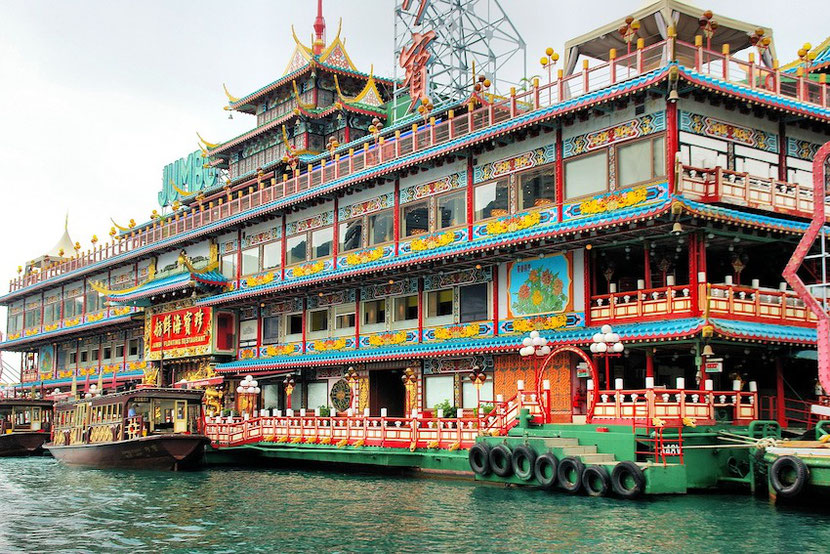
(781, 36, 830, 75)
(564, 0, 776, 71)
(104, 270, 228, 307)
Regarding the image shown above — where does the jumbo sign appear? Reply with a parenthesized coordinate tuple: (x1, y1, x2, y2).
(147, 307, 213, 360)
(157, 150, 220, 207)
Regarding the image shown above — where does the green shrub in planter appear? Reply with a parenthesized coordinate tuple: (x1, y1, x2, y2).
(318, 405, 331, 417)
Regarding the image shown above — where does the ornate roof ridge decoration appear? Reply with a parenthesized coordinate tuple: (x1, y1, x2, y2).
(780, 36, 830, 74)
(333, 65, 385, 108)
(197, 132, 220, 150)
(90, 259, 156, 295)
(291, 80, 317, 111)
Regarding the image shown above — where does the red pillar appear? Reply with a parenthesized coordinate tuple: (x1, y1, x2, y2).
(689, 234, 699, 315)
(394, 178, 401, 255)
(646, 350, 654, 379)
(666, 100, 679, 195)
(280, 214, 287, 281)
(555, 126, 564, 222)
(466, 153, 474, 240)
(778, 121, 787, 182)
(643, 242, 652, 289)
(776, 356, 788, 426)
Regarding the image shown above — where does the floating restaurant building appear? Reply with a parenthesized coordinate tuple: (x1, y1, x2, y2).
(2, 1, 830, 483)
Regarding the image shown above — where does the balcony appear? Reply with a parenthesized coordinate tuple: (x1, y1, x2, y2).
(8, 38, 828, 295)
(678, 165, 829, 220)
(590, 283, 815, 327)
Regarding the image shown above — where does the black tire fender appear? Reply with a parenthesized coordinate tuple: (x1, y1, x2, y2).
(582, 465, 611, 497)
(557, 456, 585, 493)
(770, 455, 810, 499)
(489, 443, 513, 478)
(611, 461, 646, 499)
(468, 442, 492, 476)
(511, 444, 537, 481)
(534, 452, 559, 489)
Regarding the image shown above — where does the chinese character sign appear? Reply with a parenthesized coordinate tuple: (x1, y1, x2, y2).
(148, 307, 213, 359)
(399, 30, 436, 111)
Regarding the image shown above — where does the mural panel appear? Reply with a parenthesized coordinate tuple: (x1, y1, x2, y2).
(506, 252, 573, 318)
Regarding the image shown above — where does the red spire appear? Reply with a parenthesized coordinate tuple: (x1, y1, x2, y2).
(313, 0, 326, 55)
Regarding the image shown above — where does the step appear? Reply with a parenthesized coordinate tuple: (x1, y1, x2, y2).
(561, 445, 598, 456)
(579, 453, 617, 463)
(537, 438, 580, 448)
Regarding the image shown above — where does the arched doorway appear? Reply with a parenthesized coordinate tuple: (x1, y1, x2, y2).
(534, 346, 598, 423)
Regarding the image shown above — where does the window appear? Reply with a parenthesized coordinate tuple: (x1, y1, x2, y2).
(220, 253, 237, 280)
(311, 227, 333, 259)
(427, 289, 453, 318)
(339, 219, 363, 252)
(307, 382, 329, 411)
(335, 305, 356, 330)
(69, 352, 77, 365)
(362, 299, 386, 326)
(519, 169, 556, 210)
(617, 136, 666, 188)
(437, 190, 466, 229)
(459, 283, 488, 323)
(564, 151, 609, 199)
(425, 375, 454, 410)
(115, 345, 124, 359)
(308, 309, 329, 333)
(80, 351, 89, 363)
(394, 295, 419, 322)
(8, 312, 22, 333)
(241, 247, 260, 276)
(286, 235, 307, 265)
(368, 209, 394, 245)
(462, 379, 494, 408)
(401, 201, 429, 237)
(262, 241, 282, 270)
(24, 308, 39, 329)
(128, 338, 142, 358)
(85, 290, 104, 313)
(63, 296, 83, 319)
(287, 313, 303, 336)
(262, 316, 280, 344)
(474, 179, 510, 220)
(90, 349, 99, 362)
(103, 346, 112, 360)
(43, 303, 59, 325)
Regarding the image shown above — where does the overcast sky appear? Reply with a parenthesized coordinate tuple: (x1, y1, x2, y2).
(0, 0, 825, 358)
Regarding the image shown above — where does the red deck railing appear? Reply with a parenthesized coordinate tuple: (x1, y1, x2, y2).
(589, 387, 758, 424)
(9, 38, 828, 294)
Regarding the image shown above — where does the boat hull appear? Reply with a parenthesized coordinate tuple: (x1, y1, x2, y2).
(0, 431, 50, 457)
(46, 434, 209, 470)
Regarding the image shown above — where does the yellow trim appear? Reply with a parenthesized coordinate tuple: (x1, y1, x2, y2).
(171, 180, 195, 198)
(222, 83, 240, 103)
(334, 66, 384, 107)
(110, 218, 130, 232)
(179, 251, 220, 274)
(196, 132, 220, 149)
(780, 36, 830, 72)
(91, 260, 156, 295)
(292, 80, 316, 111)
(319, 19, 357, 71)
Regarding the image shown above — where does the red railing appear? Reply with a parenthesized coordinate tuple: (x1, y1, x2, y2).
(205, 413, 480, 449)
(590, 285, 693, 322)
(478, 390, 542, 435)
(10, 39, 826, 295)
(707, 283, 815, 325)
(761, 395, 830, 428)
(678, 164, 830, 220)
(589, 387, 758, 424)
(633, 420, 684, 466)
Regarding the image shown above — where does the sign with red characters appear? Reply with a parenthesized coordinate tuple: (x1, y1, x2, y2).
(148, 307, 213, 359)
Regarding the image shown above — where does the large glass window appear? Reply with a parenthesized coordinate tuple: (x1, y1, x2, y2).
(617, 136, 666, 188)
(241, 247, 260, 276)
(368, 209, 394, 245)
(437, 190, 466, 229)
(459, 283, 488, 323)
(339, 219, 363, 252)
(362, 299, 386, 326)
(394, 295, 419, 322)
(335, 305, 356, 330)
(220, 253, 237, 280)
(43, 303, 59, 325)
(425, 375, 454, 410)
(286, 235, 307, 265)
(286, 313, 303, 336)
(564, 151, 609, 199)
(63, 296, 82, 319)
(427, 289, 453, 318)
(401, 201, 429, 237)
(307, 382, 329, 411)
(474, 179, 510, 220)
(311, 227, 333, 259)
(308, 309, 328, 333)
(263, 316, 280, 344)
(85, 290, 103, 313)
(519, 169, 556, 210)
(128, 338, 142, 358)
(462, 379, 494, 407)
(24, 308, 39, 328)
(262, 241, 282, 270)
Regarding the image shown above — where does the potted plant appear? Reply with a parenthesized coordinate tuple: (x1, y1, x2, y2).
(318, 405, 331, 417)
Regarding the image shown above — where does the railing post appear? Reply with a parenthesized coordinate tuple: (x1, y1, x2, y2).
(748, 52, 756, 89)
(348, 148, 354, 173)
(447, 110, 455, 139)
(429, 117, 436, 146)
(773, 59, 781, 95)
(532, 78, 540, 110)
(411, 123, 418, 152)
(334, 154, 340, 179)
(557, 69, 564, 103)
(467, 101, 475, 132)
(722, 43, 730, 80)
(797, 67, 805, 101)
(609, 48, 617, 84)
(378, 137, 385, 164)
(509, 88, 517, 117)
(636, 38, 644, 73)
(395, 130, 401, 155)
(582, 59, 589, 94)
(695, 35, 703, 71)
(306, 164, 313, 189)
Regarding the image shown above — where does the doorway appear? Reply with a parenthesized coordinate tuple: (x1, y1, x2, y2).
(370, 369, 405, 417)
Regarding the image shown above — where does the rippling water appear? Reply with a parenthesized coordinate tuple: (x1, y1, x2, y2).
(1, 457, 828, 553)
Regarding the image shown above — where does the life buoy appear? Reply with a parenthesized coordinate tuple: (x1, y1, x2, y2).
(511, 444, 537, 481)
(611, 461, 646, 499)
(557, 456, 585, 493)
(489, 443, 513, 478)
(770, 455, 810, 499)
(582, 465, 611, 497)
(468, 442, 492, 476)
(533, 452, 558, 489)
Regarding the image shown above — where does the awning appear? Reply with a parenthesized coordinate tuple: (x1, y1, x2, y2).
(108, 270, 228, 307)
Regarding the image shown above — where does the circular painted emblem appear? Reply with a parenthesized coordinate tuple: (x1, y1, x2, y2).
(330, 378, 352, 412)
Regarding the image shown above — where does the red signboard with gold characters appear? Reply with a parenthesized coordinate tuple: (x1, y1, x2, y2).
(147, 307, 213, 360)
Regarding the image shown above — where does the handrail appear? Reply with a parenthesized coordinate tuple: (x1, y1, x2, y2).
(590, 387, 758, 423)
(9, 39, 829, 295)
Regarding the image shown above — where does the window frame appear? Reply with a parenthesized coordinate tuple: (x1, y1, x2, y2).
(425, 288, 454, 326)
(564, 149, 610, 201)
(361, 298, 387, 332)
(338, 216, 365, 253)
(367, 208, 395, 247)
(473, 177, 512, 222)
(285, 312, 304, 340)
(459, 282, 489, 323)
(400, 200, 430, 238)
(615, 135, 667, 189)
(434, 189, 467, 231)
(392, 294, 419, 330)
(307, 308, 330, 338)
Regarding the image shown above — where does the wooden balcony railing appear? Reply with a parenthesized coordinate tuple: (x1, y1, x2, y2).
(678, 164, 829, 220)
(590, 283, 815, 326)
(589, 387, 758, 423)
(9, 38, 828, 294)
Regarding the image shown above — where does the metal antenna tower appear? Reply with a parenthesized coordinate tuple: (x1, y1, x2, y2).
(393, 0, 527, 113)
